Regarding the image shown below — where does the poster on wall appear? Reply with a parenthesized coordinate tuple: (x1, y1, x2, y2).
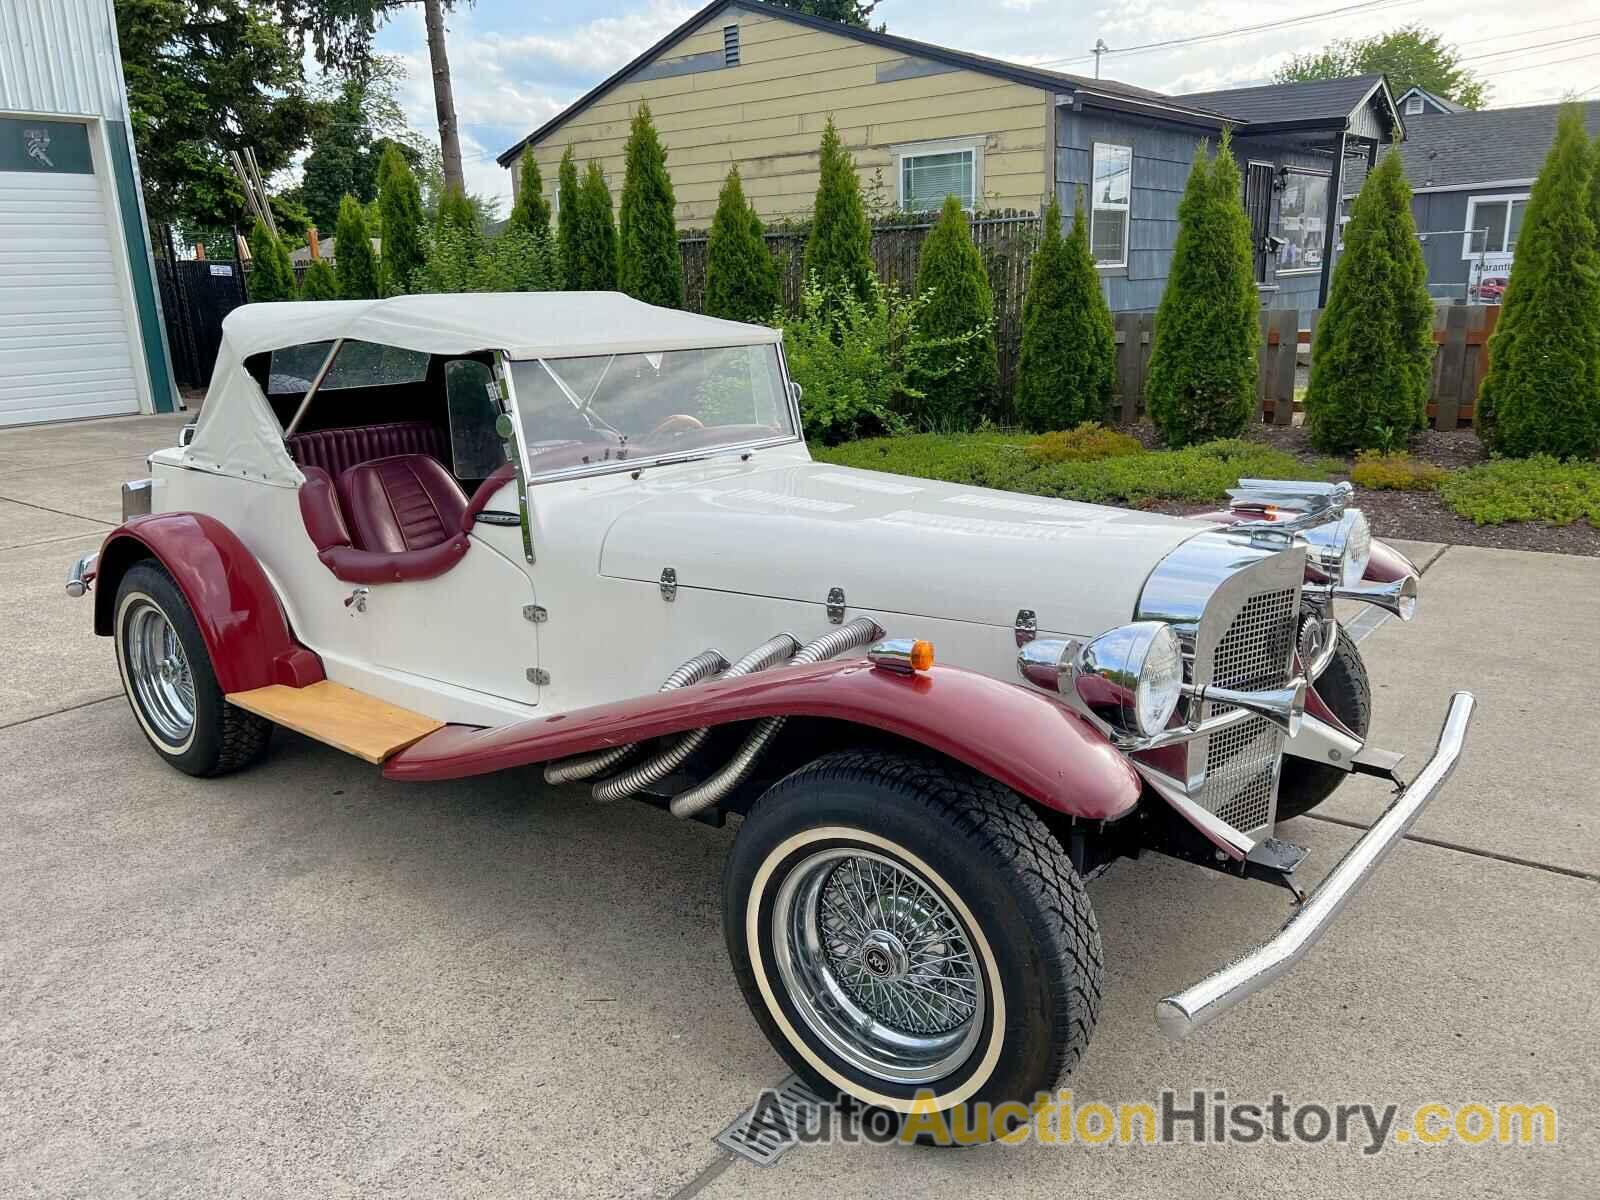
(1468, 252, 1513, 305)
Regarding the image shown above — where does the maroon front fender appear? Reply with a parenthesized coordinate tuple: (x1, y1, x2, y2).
(94, 513, 323, 693)
(385, 660, 1142, 821)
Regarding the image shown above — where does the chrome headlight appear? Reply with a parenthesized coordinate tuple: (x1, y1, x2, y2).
(1022, 621, 1184, 738)
(1302, 508, 1370, 586)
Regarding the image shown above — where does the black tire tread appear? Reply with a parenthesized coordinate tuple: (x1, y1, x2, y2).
(119, 561, 273, 777)
(745, 749, 1103, 1087)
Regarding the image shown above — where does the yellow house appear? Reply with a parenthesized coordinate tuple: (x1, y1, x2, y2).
(495, 0, 1203, 227)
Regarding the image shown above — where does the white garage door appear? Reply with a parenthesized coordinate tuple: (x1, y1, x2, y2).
(0, 163, 141, 426)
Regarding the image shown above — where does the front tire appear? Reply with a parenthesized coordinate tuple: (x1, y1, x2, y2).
(1277, 626, 1370, 822)
(723, 751, 1100, 1141)
(113, 561, 272, 777)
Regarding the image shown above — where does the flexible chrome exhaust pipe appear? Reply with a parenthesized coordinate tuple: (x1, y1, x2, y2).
(591, 634, 800, 803)
(670, 617, 883, 820)
(544, 648, 729, 784)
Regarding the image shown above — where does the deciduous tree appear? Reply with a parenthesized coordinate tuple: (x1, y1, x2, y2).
(1275, 25, 1486, 109)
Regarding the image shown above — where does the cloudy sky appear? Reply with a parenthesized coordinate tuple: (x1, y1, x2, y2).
(369, 0, 1600, 209)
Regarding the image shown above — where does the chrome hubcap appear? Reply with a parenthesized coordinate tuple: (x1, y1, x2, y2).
(771, 848, 984, 1085)
(123, 599, 195, 745)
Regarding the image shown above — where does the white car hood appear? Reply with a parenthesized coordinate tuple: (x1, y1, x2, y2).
(599, 461, 1211, 637)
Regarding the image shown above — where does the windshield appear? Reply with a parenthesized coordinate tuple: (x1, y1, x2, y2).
(509, 343, 794, 477)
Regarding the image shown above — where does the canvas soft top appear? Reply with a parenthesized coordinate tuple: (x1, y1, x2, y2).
(180, 292, 782, 488)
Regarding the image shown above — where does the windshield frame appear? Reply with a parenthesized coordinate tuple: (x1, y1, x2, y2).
(502, 340, 802, 484)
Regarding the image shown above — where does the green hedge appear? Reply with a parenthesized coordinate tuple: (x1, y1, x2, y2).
(815, 432, 1325, 506)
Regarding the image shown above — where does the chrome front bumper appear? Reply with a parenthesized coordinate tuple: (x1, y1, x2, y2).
(65, 551, 98, 598)
(1156, 691, 1476, 1039)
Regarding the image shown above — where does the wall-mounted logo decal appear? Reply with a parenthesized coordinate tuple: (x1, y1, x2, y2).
(23, 127, 54, 168)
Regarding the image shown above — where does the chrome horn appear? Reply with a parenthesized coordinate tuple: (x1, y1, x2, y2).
(1183, 678, 1307, 737)
(1305, 574, 1418, 621)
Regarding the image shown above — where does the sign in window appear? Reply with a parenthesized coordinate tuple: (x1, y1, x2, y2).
(1276, 170, 1329, 272)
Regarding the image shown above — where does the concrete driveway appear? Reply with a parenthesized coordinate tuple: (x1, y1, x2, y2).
(1, 414, 1595, 1199)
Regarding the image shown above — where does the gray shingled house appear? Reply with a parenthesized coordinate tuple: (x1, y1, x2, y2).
(1346, 100, 1600, 302)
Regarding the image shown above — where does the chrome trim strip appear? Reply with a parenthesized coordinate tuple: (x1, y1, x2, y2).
(1283, 711, 1364, 771)
(1134, 763, 1255, 860)
(1155, 692, 1476, 1040)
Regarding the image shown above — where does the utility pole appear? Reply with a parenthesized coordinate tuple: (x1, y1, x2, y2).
(1092, 39, 1109, 79)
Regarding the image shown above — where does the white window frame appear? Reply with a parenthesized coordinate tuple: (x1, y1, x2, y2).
(892, 136, 984, 212)
(1089, 142, 1132, 270)
(1273, 167, 1331, 277)
(1461, 192, 1530, 260)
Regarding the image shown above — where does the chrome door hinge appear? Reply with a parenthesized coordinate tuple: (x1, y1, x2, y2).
(526, 667, 550, 686)
(660, 567, 677, 602)
(523, 604, 547, 622)
(826, 587, 846, 624)
(1015, 608, 1037, 646)
(343, 586, 369, 614)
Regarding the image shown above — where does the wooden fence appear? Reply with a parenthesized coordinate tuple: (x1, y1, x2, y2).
(1107, 301, 1494, 430)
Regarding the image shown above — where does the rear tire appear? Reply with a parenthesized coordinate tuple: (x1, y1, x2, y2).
(1277, 627, 1370, 822)
(723, 751, 1100, 1143)
(113, 561, 272, 777)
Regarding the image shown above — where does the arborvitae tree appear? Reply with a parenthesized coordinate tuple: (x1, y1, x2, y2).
(1303, 152, 1434, 451)
(1590, 132, 1600, 262)
(334, 194, 379, 299)
(704, 166, 780, 322)
(509, 152, 552, 239)
(617, 103, 683, 307)
(1014, 190, 1117, 431)
(571, 161, 618, 290)
(246, 218, 295, 302)
(436, 186, 479, 239)
(1478, 105, 1600, 459)
(298, 257, 339, 300)
(804, 117, 875, 304)
(376, 144, 424, 297)
(1145, 132, 1260, 446)
(908, 194, 997, 428)
(557, 146, 580, 290)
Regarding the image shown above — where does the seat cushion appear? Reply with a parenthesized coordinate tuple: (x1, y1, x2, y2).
(337, 455, 469, 554)
(288, 421, 450, 479)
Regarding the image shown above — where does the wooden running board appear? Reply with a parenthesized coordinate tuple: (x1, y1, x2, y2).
(226, 681, 444, 764)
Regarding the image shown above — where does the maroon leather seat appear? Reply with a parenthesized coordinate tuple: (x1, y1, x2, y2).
(287, 421, 449, 479)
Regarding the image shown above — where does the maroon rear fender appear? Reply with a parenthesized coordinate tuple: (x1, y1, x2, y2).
(94, 513, 324, 693)
(385, 659, 1142, 820)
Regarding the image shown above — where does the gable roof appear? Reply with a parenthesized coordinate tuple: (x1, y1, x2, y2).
(1175, 73, 1401, 135)
(495, 0, 1232, 167)
(1396, 85, 1465, 116)
(1383, 100, 1600, 191)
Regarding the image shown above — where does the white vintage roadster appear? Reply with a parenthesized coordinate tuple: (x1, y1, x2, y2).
(69, 293, 1472, 1134)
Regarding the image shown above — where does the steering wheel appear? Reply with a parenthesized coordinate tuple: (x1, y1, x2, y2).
(649, 414, 705, 438)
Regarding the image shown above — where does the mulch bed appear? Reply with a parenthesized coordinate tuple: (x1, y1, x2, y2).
(1134, 422, 1600, 557)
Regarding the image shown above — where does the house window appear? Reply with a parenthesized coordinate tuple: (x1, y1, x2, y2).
(1275, 169, 1329, 273)
(1089, 143, 1131, 268)
(1405, 93, 1424, 115)
(896, 138, 980, 211)
(723, 25, 740, 66)
(1463, 194, 1529, 257)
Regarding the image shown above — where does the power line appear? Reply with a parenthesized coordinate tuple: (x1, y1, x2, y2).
(1459, 33, 1600, 64)
(1456, 15, 1600, 49)
(1030, 0, 1417, 69)
(1476, 49, 1600, 79)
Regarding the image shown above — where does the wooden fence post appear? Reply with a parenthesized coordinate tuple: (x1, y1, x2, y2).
(1267, 308, 1298, 426)
(1433, 303, 1471, 432)
(1114, 312, 1140, 423)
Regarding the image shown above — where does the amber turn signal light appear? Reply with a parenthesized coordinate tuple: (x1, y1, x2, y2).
(868, 637, 934, 675)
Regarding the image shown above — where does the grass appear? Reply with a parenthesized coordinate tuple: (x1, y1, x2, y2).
(814, 431, 1327, 507)
(1439, 456, 1600, 527)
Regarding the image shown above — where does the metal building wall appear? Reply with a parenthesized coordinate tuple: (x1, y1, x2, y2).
(0, 0, 126, 119)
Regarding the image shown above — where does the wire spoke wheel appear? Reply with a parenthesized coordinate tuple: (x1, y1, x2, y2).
(772, 847, 985, 1085)
(121, 598, 196, 745)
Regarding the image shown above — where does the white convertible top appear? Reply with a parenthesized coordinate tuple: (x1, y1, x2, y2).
(182, 292, 781, 487)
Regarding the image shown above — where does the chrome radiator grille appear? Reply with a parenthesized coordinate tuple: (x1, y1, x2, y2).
(1197, 587, 1298, 832)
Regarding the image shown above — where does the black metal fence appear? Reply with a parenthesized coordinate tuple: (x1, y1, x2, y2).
(154, 255, 247, 388)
